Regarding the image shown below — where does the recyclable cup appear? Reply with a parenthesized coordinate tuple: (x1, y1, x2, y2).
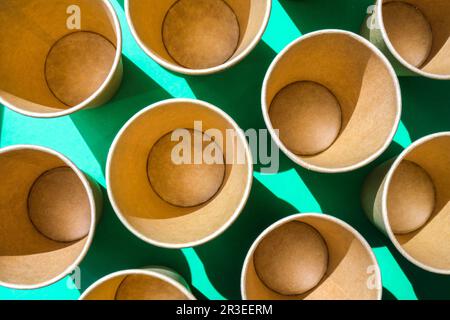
(125, 0, 271, 75)
(80, 268, 195, 300)
(0, 145, 102, 289)
(107, 99, 253, 248)
(362, 132, 450, 274)
(0, 0, 123, 118)
(262, 30, 401, 173)
(242, 213, 382, 300)
(362, 0, 450, 79)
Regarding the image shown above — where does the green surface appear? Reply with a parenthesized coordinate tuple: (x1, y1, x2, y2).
(1, 0, 450, 300)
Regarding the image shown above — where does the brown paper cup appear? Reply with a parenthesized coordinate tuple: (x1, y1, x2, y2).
(80, 268, 195, 300)
(0, 0, 123, 118)
(362, 0, 450, 79)
(241, 213, 382, 300)
(362, 132, 450, 274)
(125, 0, 271, 75)
(262, 30, 401, 173)
(0, 145, 102, 289)
(107, 99, 253, 248)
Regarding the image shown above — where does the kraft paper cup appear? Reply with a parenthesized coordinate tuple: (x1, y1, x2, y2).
(80, 268, 195, 300)
(362, 132, 450, 274)
(125, 0, 272, 75)
(362, 0, 450, 79)
(262, 30, 401, 173)
(0, 145, 102, 289)
(241, 213, 382, 300)
(107, 99, 253, 249)
(0, 0, 123, 118)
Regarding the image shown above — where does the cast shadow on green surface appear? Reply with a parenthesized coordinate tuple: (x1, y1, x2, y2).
(400, 78, 450, 141)
(278, 0, 373, 34)
(183, 41, 277, 131)
(77, 187, 191, 293)
(71, 57, 171, 174)
(195, 178, 298, 300)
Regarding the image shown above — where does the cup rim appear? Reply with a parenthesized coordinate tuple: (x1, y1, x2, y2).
(124, 0, 272, 75)
(261, 29, 402, 173)
(381, 131, 450, 275)
(79, 268, 196, 300)
(375, 0, 450, 80)
(240, 213, 383, 300)
(0, 0, 123, 118)
(106, 98, 254, 249)
(0, 144, 98, 289)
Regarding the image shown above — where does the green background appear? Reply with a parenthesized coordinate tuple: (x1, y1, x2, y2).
(1, 0, 449, 300)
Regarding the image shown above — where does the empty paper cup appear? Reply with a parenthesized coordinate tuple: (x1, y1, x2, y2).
(262, 30, 401, 173)
(80, 268, 195, 300)
(125, 0, 272, 75)
(362, 0, 450, 79)
(0, 0, 123, 118)
(362, 132, 450, 274)
(107, 99, 253, 248)
(241, 214, 382, 300)
(0, 145, 102, 289)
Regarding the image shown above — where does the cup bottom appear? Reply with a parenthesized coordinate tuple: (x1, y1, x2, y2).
(269, 81, 342, 156)
(253, 221, 329, 296)
(162, 0, 240, 70)
(45, 31, 116, 107)
(27, 167, 91, 242)
(147, 129, 226, 208)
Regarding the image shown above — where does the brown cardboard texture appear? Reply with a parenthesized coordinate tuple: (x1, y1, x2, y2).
(0, 0, 123, 118)
(162, 0, 240, 70)
(81, 269, 195, 300)
(362, 132, 450, 274)
(269, 81, 342, 156)
(126, 0, 271, 74)
(253, 221, 328, 295)
(242, 214, 382, 300)
(147, 129, 226, 207)
(262, 30, 400, 173)
(363, 0, 450, 79)
(107, 99, 252, 248)
(0, 146, 101, 289)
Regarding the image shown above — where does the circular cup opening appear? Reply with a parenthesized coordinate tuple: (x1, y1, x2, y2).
(107, 99, 252, 248)
(384, 133, 450, 273)
(242, 214, 382, 300)
(0, 146, 97, 289)
(0, 0, 122, 118)
(126, 0, 271, 74)
(80, 269, 195, 300)
(263, 30, 401, 173)
(378, 0, 450, 78)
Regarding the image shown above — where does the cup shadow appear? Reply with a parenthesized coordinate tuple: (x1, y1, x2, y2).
(0, 105, 4, 142)
(70, 56, 171, 174)
(78, 187, 190, 293)
(194, 177, 299, 300)
(399, 77, 450, 141)
(183, 41, 277, 132)
(278, 0, 374, 34)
